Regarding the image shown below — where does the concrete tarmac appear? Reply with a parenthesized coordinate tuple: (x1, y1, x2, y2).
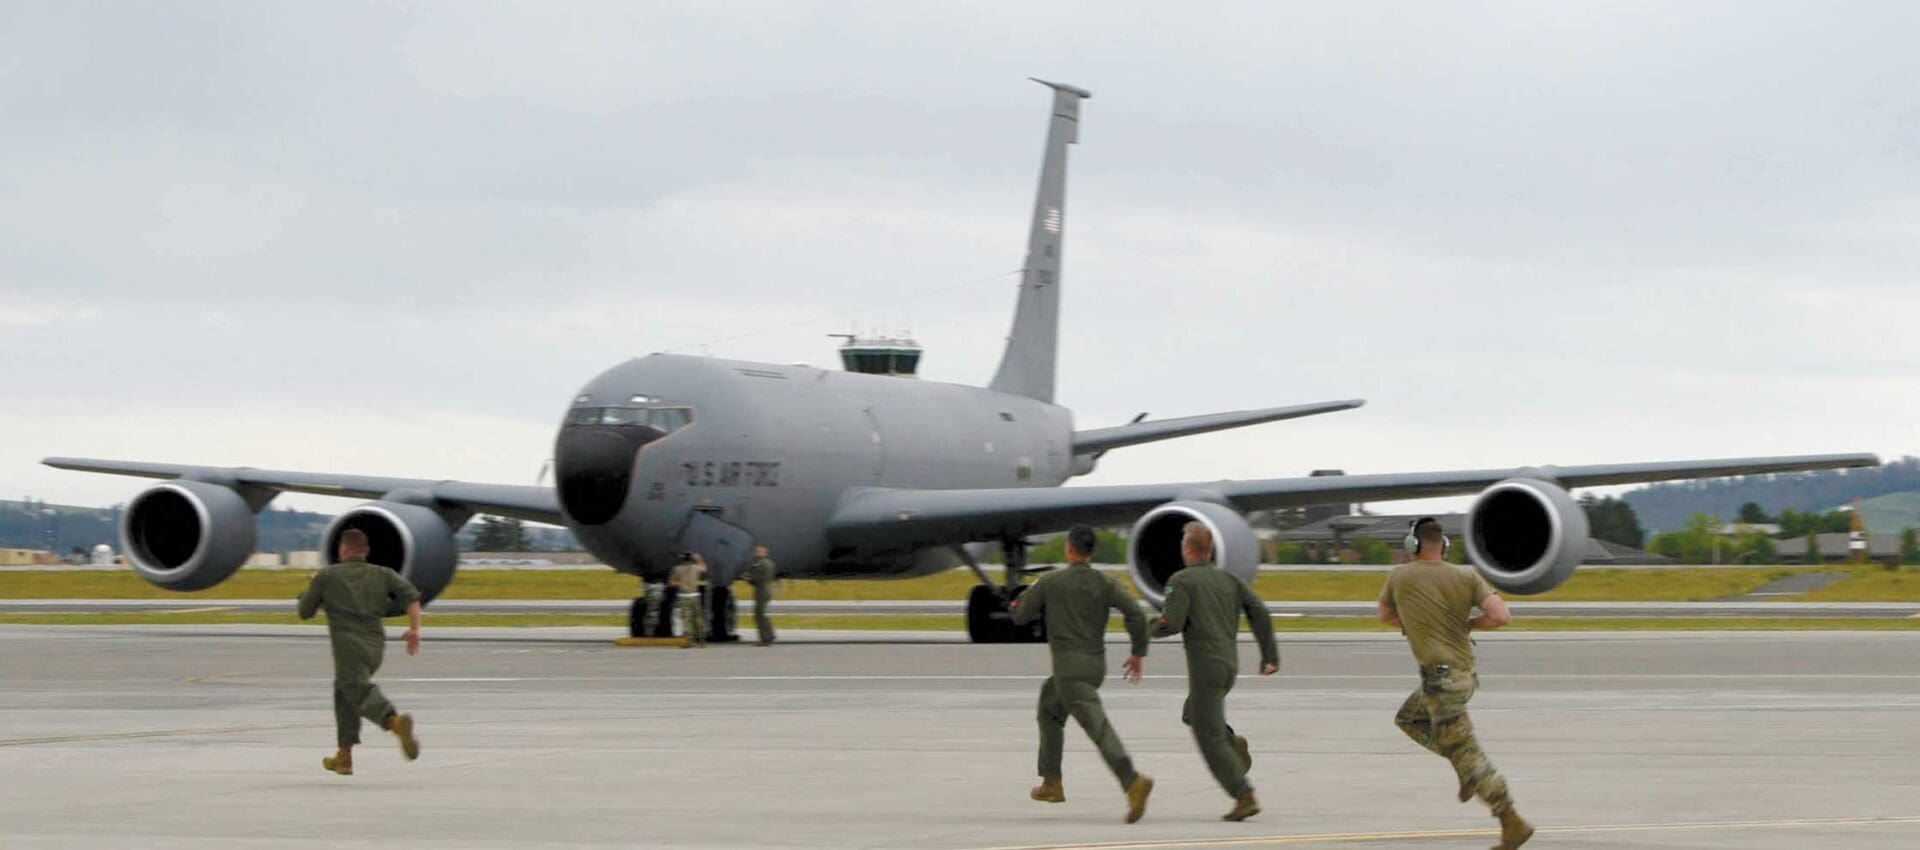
(2, 626, 1917, 849)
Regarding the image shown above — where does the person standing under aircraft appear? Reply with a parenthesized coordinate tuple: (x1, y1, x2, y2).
(1151, 521, 1278, 822)
(746, 545, 778, 646)
(670, 552, 709, 646)
(1378, 517, 1532, 849)
(1011, 525, 1155, 823)
(297, 528, 423, 776)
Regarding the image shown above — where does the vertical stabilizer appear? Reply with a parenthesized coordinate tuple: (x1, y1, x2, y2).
(988, 79, 1090, 403)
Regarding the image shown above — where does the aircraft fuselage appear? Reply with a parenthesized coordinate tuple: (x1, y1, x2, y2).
(555, 353, 1076, 583)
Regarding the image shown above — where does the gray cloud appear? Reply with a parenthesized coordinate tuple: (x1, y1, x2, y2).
(4, 1, 1915, 511)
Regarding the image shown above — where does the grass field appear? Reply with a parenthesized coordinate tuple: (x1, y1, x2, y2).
(0, 565, 1878, 603)
(1, 612, 1915, 631)
(1796, 568, 1920, 601)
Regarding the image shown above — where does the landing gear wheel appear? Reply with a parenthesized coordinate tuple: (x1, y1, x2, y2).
(707, 587, 740, 643)
(965, 585, 1046, 643)
(966, 585, 1009, 643)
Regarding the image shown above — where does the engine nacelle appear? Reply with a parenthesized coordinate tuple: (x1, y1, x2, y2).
(322, 502, 460, 604)
(120, 480, 259, 591)
(1464, 478, 1590, 596)
(1125, 500, 1261, 607)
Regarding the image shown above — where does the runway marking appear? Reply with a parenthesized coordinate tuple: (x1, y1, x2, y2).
(0, 723, 309, 748)
(357, 673, 1920, 683)
(157, 606, 241, 614)
(967, 814, 1920, 849)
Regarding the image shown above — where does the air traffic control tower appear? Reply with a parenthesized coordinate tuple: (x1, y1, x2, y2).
(833, 334, 923, 378)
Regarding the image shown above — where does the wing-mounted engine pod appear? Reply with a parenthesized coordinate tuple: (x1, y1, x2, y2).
(1125, 500, 1261, 608)
(323, 502, 460, 604)
(120, 480, 259, 591)
(1464, 477, 1590, 596)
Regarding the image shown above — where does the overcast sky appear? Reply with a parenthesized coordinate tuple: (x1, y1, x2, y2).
(4, 1, 1915, 518)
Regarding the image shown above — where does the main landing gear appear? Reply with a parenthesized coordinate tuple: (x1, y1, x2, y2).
(962, 539, 1049, 644)
(629, 583, 739, 643)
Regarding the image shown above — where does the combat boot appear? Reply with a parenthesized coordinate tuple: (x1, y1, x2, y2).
(321, 748, 353, 776)
(386, 712, 420, 761)
(1491, 809, 1534, 849)
(1124, 775, 1153, 824)
(1222, 790, 1260, 822)
(1232, 734, 1252, 772)
(1029, 776, 1065, 803)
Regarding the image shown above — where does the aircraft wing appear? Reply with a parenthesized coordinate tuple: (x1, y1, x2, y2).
(41, 457, 564, 525)
(1070, 400, 1365, 455)
(826, 453, 1880, 547)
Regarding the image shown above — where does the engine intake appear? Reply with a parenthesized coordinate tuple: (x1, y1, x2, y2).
(120, 480, 258, 591)
(323, 502, 460, 604)
(1126, 500, 1261, 607)
(1464, 478, 1590, 596)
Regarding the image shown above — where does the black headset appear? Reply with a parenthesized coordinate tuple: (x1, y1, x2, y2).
(1404, 517, 1448, 557)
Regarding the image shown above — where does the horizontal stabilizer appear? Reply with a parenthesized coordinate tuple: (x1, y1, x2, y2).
(1071, 399, 1365, 455)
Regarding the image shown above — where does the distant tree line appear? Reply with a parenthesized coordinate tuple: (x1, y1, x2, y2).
(1623, 456, 1920, 534)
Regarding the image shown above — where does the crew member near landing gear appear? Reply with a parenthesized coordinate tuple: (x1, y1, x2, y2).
(296, 527, 423, 776)
(1378, 517, 1533, 850)
(1150, 521, 1278, 822)
(670, 552, 709, 646)
(1010, 525, 1154, 824)
(745, 545, 777, 646)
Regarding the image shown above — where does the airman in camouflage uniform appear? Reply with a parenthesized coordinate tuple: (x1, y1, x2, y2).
(670, 553, 708, 646)
(1378, 517, 1533, 849)
(296, 528, 423, 776)
(1150, 521, 1278, 822)
(1010, 525, 1154, 823)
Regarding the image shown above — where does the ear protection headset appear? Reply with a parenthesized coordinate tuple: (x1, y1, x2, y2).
(1404, 517, 1448, 557)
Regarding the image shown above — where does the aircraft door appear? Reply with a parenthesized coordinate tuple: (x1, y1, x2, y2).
(677, 507, 756, 584)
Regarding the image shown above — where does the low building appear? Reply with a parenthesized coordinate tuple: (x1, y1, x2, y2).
(1775, 532, 1903, 565)
(0, 548, 54, 567)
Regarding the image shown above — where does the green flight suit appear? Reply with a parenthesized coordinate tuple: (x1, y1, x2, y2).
(747, 556, 777, 644)
(1010, 562, 1150, 789)
(297, 560, 421, 749)
(1150, 562, 1278, 798)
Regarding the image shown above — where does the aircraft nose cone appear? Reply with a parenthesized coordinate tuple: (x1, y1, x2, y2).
(554, 426, 648, 526)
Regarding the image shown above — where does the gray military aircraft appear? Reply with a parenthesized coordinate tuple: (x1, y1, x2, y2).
(47, 79, 1878, 642)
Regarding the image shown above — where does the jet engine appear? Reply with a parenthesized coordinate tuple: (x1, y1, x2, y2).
(1464, 477, 1591, 596)
(322, 502, 460, 604)
(1126, 500, 1261, 607)
(120, 480, 259, 591)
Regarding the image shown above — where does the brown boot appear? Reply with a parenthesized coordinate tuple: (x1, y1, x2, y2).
(1029, 776, 1065, 803)
(1222, 790, 1260, 822)
(1124, 775, 1153, 824)
(386, 713, 420, 761)
(321, 748, 353, 776)
(1491, 809, 1534, 849)
(1458, 774, 1473, 803)
(1232, 735, 1253, 773)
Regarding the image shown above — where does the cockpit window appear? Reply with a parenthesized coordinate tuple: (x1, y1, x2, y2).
(567, 405, 693, 433)
(648, 408, 691, 432)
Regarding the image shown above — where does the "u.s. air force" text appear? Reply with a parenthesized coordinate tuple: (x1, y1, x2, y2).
(682, 460, 782, 487)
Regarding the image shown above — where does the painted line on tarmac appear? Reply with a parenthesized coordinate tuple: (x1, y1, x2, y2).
(371, 673, 1920, 683)
(967, 814, 1920, 850)
(0, 723, 310, 748)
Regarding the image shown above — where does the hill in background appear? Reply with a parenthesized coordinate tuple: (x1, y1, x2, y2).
(1622, 456, 1920, 534)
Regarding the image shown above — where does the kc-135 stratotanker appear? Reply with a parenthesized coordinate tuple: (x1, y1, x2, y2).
(48, 80, 1878, 642)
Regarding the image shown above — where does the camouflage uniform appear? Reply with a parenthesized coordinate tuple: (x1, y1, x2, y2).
(1010, 563, 1150, 789)
(670, 560, 708, 644)
(1380, 559, 1514, 815)
(1150, 561, 1278, 799)
(747, 555, 777, 644)
(296, 559, 421, 749)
